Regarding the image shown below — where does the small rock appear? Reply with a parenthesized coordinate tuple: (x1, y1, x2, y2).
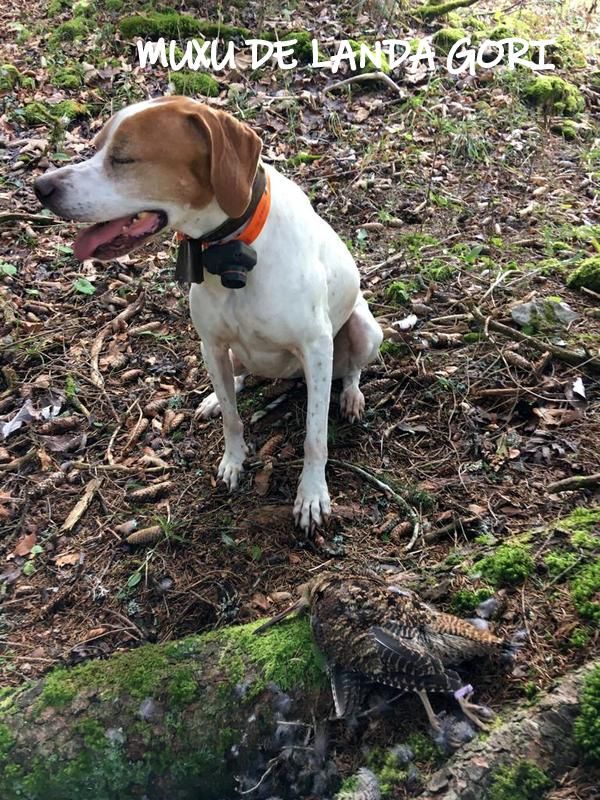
(510, 298, 579, 328)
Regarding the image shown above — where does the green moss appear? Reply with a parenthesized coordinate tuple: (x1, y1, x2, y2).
(405, 731, 440, 762)
(0, 64, 34, 91)
(475, 544, 534, 586)
(574, 666, 600, 762)
(218, 616, 326, 695)
(2, 618, 326, 800)
(449, 588, 493, 615)
(487, 760, 551, 800)
(570, 558, 600, 621)
(551, 120, 578, 140)
(52, 17, 89, 42)
(336, 775, 359, 797)
(40, 668, 78, 707)
(432, 27, 467, 56)
(567, 257, 600, 293)
(169, 71, 220, 97)
(73, 0, 94, 16)
(47, 0, 69, 15)
(119, 13, 249, 40)
(167, 666, 198, 707)
(571, 531, 598, 550)
(380, 341, 405, 358)
(21, 100, 89, 126)
(524, 76, 585, 117)
(0, 724, 15, 761)
(51, 65, 85, 90)
(544, 551, 579, 579)
(568, 627, 590, 648)
(349, 39, 390, 74)
(554, 507, 600, 550)
(289, 151, 321, 166)
(546, 34, 587, 69)
(366, 748, 408, 797)
(386, 280, 415, 304)
(260, 30, 317, 63)
(74, 718, 107, 750)
(283, 31, 314, 63)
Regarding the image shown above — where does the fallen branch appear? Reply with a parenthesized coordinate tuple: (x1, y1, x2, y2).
(546, 473, 600, 493)
(415, 0, 480, 19)
(471, 307, 600, 372)
(324, 72, 405, 96)
(328, 459, 421, 538)
(61, 477, 101, 532)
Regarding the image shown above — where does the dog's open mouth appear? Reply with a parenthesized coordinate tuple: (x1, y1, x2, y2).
(73, 210, 168, 261)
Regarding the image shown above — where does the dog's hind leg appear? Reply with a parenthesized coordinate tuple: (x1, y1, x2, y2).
(197, 348, 247, 419)
(333, 295, 383, 422)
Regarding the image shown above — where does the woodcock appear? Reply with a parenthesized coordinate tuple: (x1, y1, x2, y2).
(257, 572, 515, 731)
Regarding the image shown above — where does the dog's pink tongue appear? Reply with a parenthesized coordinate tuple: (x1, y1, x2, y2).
(73, 216, 133, 261)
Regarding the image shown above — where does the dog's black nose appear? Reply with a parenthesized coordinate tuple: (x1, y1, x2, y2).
(33, 174, 57, 204)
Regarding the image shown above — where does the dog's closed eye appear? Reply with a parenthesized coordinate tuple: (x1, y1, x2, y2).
(110, 155, 136, 166)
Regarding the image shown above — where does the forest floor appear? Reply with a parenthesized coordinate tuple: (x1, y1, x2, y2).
(1, 0, 599, 797)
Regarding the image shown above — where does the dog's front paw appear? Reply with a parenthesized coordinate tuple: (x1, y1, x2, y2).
(217, 445, 248, 491)
(340, 386, 365, 423)
(197, 392, 222, 419)
(293, 479, 331, 532)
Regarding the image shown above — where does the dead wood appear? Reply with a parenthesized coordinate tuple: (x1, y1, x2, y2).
(423, 661, 599, 800)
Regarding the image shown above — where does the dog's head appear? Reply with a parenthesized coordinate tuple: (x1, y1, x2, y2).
(33, 96, 262, 261)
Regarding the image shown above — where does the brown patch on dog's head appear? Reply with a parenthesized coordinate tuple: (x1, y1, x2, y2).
(100, 97, 262, 217)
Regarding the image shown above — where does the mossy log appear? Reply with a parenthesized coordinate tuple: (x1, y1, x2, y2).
(415, 0, 480, 20)
(0, 617, 329, 800)
(423, 661, 600, 800)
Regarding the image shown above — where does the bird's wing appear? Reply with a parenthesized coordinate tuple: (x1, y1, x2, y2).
(329, 665, 366, 718)
(371, 625, 461, 692)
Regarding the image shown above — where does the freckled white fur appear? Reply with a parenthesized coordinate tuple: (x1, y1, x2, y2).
(44, 99, 383, 532)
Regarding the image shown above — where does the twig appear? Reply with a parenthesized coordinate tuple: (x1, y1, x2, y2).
(0, 212, 61, 227)
(324, 72, 405, 96)
(471, 306, 600, 372)
(328, 459, 420, 538)
(364, 251, 404, 275)
(89, 291, 146, 387)
(423, 515, 480, 544)
(546, 473, 600, 493)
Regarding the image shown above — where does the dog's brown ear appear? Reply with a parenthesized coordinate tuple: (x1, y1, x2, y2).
(93, 113, 118, 151)
(187, 106, 262, 218)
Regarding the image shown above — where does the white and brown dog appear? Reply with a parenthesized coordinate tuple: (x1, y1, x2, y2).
(34, 96, 383, 532)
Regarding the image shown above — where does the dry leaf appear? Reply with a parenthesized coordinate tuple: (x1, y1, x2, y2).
(13, 532, 37, 557)
(55, 551, 81, 567)
(254, 463, 273, 497)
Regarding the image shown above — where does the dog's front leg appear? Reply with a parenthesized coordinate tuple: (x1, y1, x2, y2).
(202, 342, 248, 490)
(294, 332, 333, 532)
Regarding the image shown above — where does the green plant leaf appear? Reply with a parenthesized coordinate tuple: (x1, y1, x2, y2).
(73, 278, 96, 295)
(127, 571, 142, 588)
(0, 262, 17, 276)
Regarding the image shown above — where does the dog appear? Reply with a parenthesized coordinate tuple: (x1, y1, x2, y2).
(33, 96, 383, 532)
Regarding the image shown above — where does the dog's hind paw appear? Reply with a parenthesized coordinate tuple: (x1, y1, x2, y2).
(340, 386, 365, 423)
(197, 392, 222, 419)
(293, 481, 331, 532)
